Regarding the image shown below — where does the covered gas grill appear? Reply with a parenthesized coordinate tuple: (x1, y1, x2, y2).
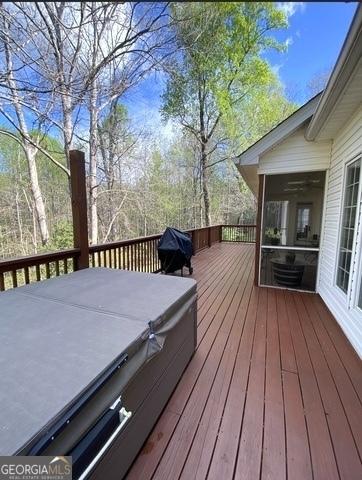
(158, 227, 194, 275)
(0, 268, 197, 479)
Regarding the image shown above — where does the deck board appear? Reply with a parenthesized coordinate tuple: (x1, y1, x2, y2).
(126, 243, 362, 480)
(285, 290, 340, 480)
(261, 288, 286, 480)
(282, 370, 313, 480)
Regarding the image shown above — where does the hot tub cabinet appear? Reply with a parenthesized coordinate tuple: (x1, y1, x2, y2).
(0, 268, 197, 479)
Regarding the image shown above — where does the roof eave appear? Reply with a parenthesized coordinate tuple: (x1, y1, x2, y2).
(306, 5, 362, 141)
(235, 93, 321, 167)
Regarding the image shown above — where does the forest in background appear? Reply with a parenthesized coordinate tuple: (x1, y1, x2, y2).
(0, 2, 307, 259)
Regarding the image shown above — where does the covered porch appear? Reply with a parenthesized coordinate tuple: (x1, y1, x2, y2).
(127, 242, 362, 480)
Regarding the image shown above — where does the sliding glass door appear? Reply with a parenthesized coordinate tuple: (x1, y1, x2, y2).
(260, 171, 326, 291)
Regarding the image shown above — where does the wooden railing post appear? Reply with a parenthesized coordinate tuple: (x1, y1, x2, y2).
(70, 150, 89, 270)
(219, 225, 223, 243)
(207, 227, 211, 247)
(191, 230, 196, 254)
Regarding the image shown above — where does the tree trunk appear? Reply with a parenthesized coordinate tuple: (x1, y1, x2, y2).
(46, 3, 73, 170)
(200, 144, 211, 226)
(15, 190, 25, 254)
(89, 83, 99, 244)
(32, 208, 38, 253)
(26, 144, 49, 245)
(1, 10, 49, 245)
(106, 144, 116, 241)
(198, 79, 211, 227)
(62, 93, 73, 169)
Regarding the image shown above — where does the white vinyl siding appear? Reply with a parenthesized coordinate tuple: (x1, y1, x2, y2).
(258, 126, 331, 175)
(318, 105, 362, 357)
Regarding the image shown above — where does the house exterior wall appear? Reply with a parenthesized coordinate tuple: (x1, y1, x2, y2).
(255, 111, 362, 356)
(258, 126, 331, 175)
(318, 105, 362, 357)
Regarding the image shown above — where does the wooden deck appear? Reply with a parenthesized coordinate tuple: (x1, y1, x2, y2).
(127, 243, 362, 480)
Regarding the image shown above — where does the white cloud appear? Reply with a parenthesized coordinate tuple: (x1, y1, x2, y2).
(271, 63, 283, 76)
(128, 102, 176, 144)
(285, 36, 294, 48)
(277, 2, 306, 18)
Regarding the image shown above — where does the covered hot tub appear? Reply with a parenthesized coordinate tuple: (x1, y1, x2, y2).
(0, 268, 197, 479)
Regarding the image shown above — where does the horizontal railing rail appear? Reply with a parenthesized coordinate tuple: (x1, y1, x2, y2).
(0, 248, 80, 291)
(0, 224, 255, 292)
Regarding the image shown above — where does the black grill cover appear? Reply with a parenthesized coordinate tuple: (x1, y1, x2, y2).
(158, 227, 193, 274)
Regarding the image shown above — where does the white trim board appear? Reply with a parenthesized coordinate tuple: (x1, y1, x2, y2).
(235, 93, 321, 167)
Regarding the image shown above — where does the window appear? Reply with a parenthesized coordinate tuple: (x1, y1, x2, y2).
(337, 158, 361, 293)
(262, 171, 325, 249)
(263, 201, 289, 246)
(296, 204, 312, 240)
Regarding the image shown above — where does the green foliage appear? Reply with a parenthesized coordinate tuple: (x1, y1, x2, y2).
(162, 3, 291, 226)
(0, 130, 72, 258)
(265, 227, 281, 240)
(99, 103, 128, 133)
(163, 2, 288, 125)
(47, 220, 74, 251)
(226, 82, 297, 149)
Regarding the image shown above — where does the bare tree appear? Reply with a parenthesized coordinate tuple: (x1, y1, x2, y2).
(0, 2, 263, 258)
(0, 5, 50, 244)
(0, 2, 176, 244)
(306, 67, 332, 97)
(79, 2, 176, 243)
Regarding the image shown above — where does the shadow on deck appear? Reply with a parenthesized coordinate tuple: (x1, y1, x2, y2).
(127, 242, 362, 480)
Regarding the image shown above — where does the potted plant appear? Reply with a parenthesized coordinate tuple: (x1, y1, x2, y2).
(265, 227, 281, 245)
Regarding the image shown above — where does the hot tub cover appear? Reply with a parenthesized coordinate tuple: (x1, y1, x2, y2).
(0, 268, 196, 456)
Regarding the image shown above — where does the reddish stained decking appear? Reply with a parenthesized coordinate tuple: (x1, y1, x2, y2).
(126, 242, 362, 480)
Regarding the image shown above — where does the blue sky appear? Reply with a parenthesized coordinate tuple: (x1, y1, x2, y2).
(124, 2, 358, 133)
(269, 2, 357, 102)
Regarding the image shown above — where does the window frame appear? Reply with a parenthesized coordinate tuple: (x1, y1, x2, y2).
(353, 238, 362, 312)
(350, 173, 362, 311)
(295, 202, 313, 241)
(335, 154, 362, 309)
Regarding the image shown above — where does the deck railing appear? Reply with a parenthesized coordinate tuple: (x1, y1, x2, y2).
(0, 249, 80, 291)
(89, 234, 162, 273)
(88, 225, 223, 273)
(222, 224, 256, 243)
(0, 224, 255, 292)
(0, 153, 255, 292)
